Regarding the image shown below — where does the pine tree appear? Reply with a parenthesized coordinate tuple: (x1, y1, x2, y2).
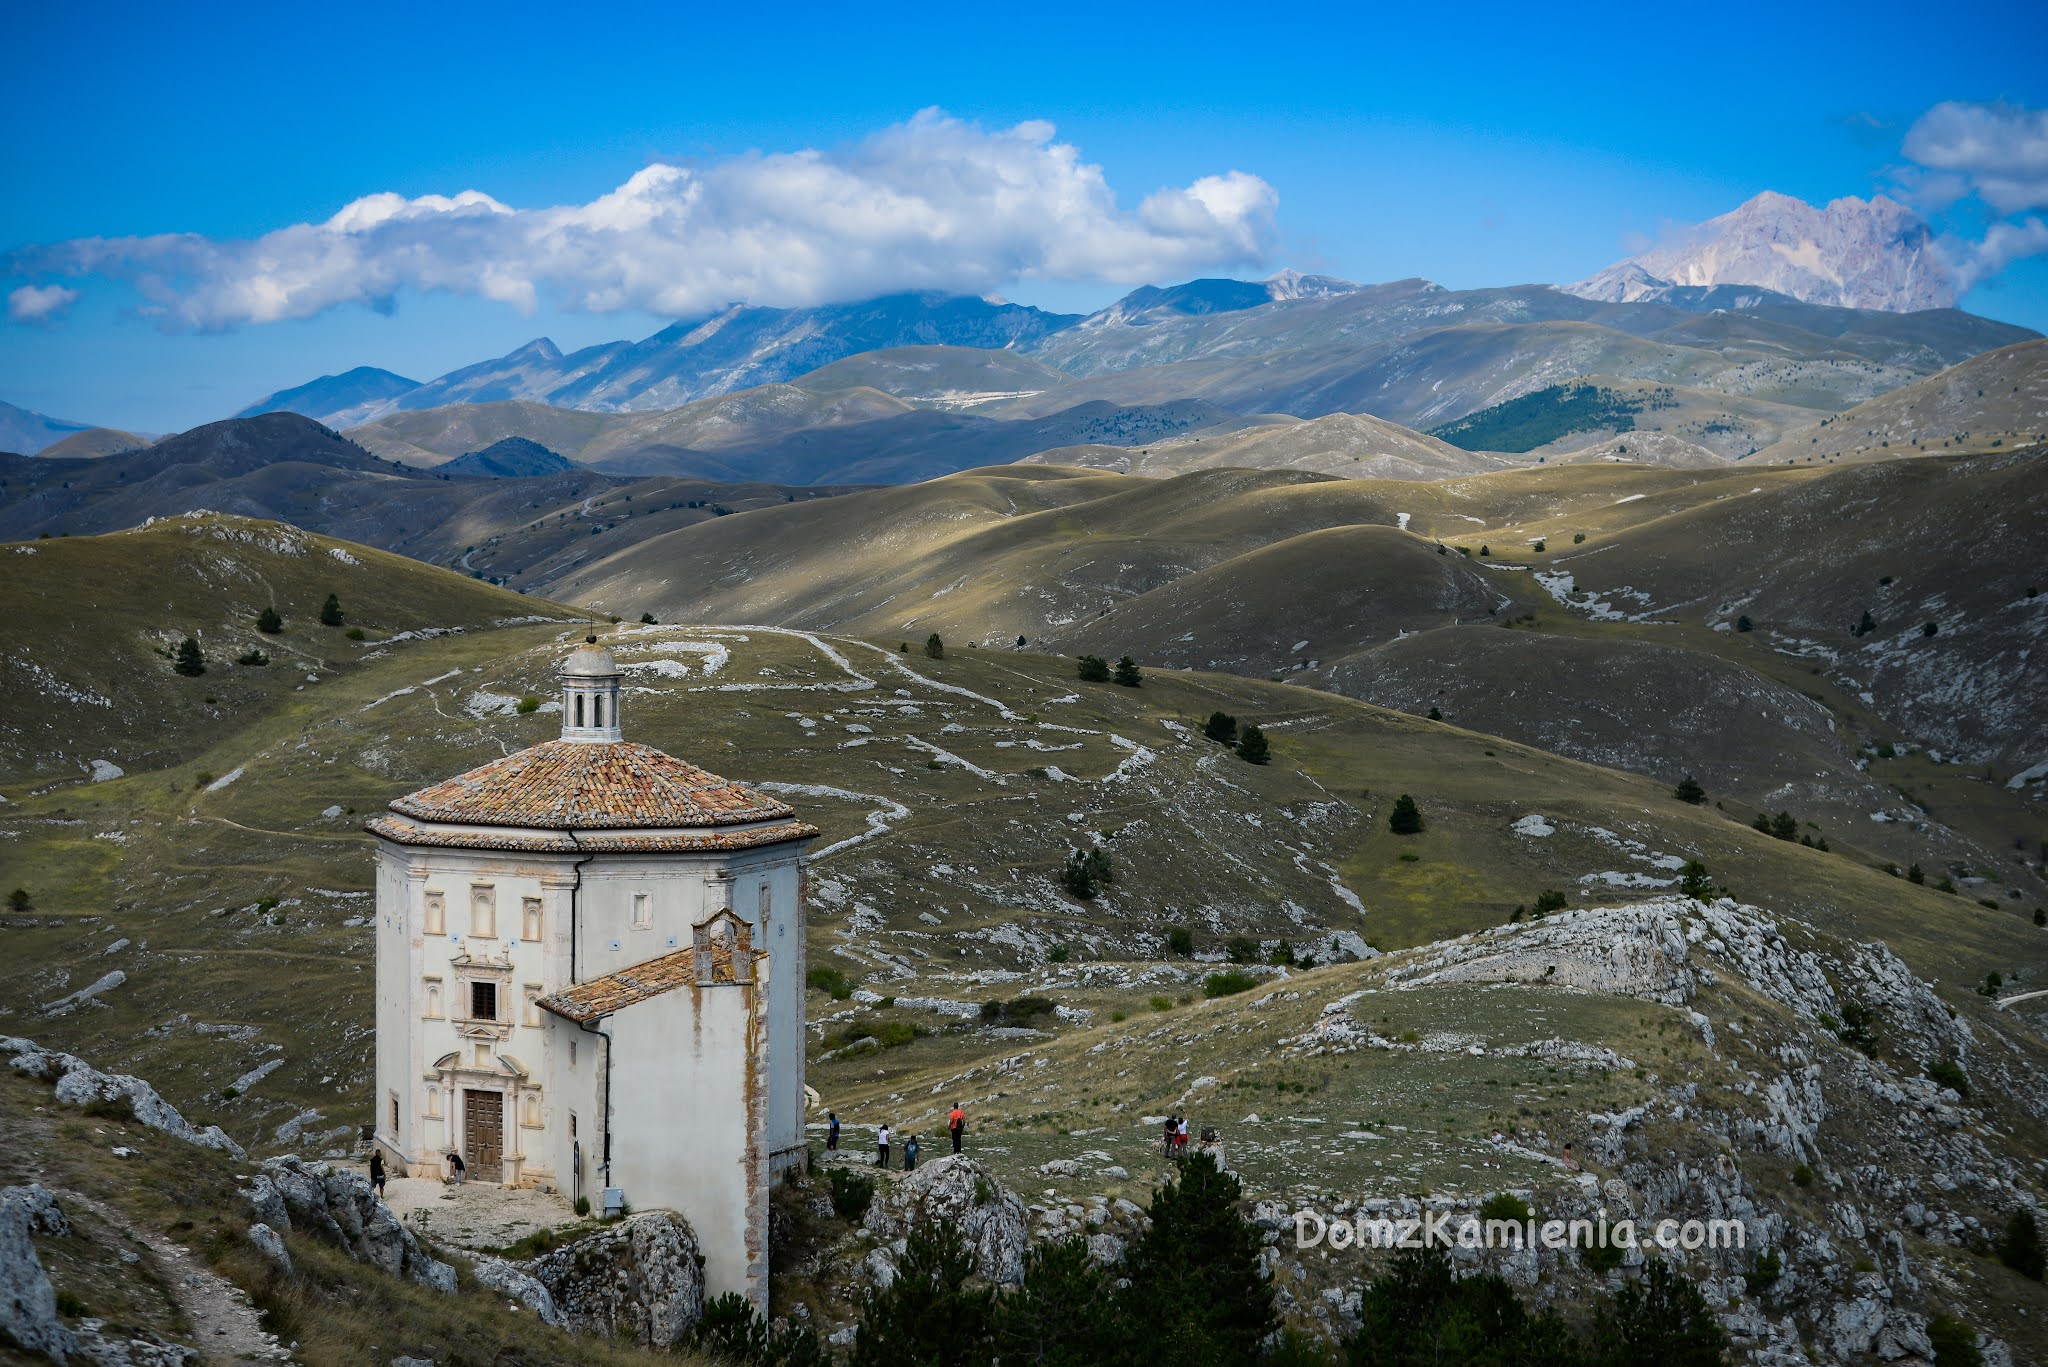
(1679, 860, 1716, 902)
(849, 1220, 995, 1367)
(1059, 848, 1113, 900)
(992, 1237, 1121, 1367)
(1112, 655, 1143, 687)
(1202, 711, 1239, 745)
(1736, 615, 1753, 632)
(1769, 811, 1799, 841)
(640, 612, 659, 625)
(6, 888, 29, 912)
(1592, 1258, 1729, 1366)
(1389, 793, 1424, 835)
(1997, 1208, 2045, 1280)
(256, 606, 283, 634)
(1076, 655, 1111, 683)
(1236, 725, 1271, 765)
(319, 593, 344, 627)
(1347, 1247, 1584, 1367)
(924, 633, 945, 660)
(1926, 1313, 1984, 1367)
(173, 637, 207, 677)
(1854, 609, 1875, 637)
(1117, 1152, 1274, 1364)
(1426, 705, 1443, 721)
(1907, 863, 1925, 884)
(1673, 775, 1707, 805)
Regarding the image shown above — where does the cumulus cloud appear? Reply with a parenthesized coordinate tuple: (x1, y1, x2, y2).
(8, 283, 78, 324)
(1899, 100, 2048, 290)
(8, 112, 1277, 330)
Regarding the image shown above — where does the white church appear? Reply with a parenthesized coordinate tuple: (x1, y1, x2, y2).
(367, 636, 816, 1308)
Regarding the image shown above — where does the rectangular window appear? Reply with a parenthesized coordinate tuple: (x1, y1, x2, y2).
(569, 1111, 578, 1139)
(471, 981, 498, 1020)
(389, 1092, 399, 1132)
(569, 1039, 578, 1069)
(471, 885, 495, 938)
(522, 896, 542, 941)
(631, 891, 651, 929)
(474, 1042, 491, 1067)
(423, 891, 445, 935)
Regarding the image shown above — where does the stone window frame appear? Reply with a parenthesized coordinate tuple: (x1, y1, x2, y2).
(521, 896, 542, 942)
(522, 983, 543, 1027)
(470, 883, 497, 939)
(630, 890, 652, 930)
(692, 908, 754, 986)
(422, 976, 444, 1020)
(423, 890, 446, 936)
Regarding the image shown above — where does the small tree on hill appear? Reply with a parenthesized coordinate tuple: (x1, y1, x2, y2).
(1060, 847, 1113, 900)
(640, 612, 658, 624)
(1112, 655, 1143, 687)
(1736, 615, 1753, 632)
(1769, 811, 1799, 841)
(1998, 1207, 2045, 1280)
(319, 593, 345, 627)
(1164, 925, 1194, 956)
(7, 888, 29, 912)
(1236, 725, 1271, 765)
(1203, 711, 1239, 745)
(1927, 1312, 1985, 1367)
(1389, 793, 1424, 835)
(1076, 654, 1111, 682)
(994, 1237, 1120, 1367)
(236, 648, 269, 667)
(1426, 705, 1443, 721)
(1593, 1257, 1730, 1367)
(849, 1219, 995, 1367)
(1854, 609, 1875, 637)
(1117, 1152, 1274, 1363)
(1679, 860, 1716, 902)
(1673, 775, 1706, 804)
(256, 606, 283, 634)
(173, 638, 207, 677)
(1907, 863, 1925, 885)
(924, 633, 945, 660)
(1532, 888, 1568, 915)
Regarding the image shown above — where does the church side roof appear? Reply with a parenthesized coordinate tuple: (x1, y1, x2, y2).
(363, 812, 816, 854)
(537, 949, 698, 1023)
(385, 738, 795, 831)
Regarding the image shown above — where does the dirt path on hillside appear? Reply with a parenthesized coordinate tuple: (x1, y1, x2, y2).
(56, 1188, 291, 1365)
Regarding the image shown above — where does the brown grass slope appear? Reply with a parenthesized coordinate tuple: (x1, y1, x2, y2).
(1022, 410, 1509, 481)
(1750, 338, 2048, 465)
(33, 426, 152, 460)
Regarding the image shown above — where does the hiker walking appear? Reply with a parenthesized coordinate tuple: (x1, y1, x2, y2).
(369, 1148, 386, 1196)
(1175, 1117, 1190, 1155)
(447, 1150, 466, 1186)
(904, 1134, 920, 1171)
(827, 1112, 841, 1152)
(948, 1102, 966, 1154)
(1162, 1115, 1177, 1157)
(877, 1123, 892, 1168)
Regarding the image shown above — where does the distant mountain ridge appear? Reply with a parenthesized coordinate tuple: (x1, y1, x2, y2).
(1567, 191, 1957, 313)
(235, 365, 422, 428)
(0, 398, 95, 455)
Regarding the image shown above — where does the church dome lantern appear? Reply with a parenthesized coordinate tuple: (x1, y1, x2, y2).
(560, 634, 622, 743)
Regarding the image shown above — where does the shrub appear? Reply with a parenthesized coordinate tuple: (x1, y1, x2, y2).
(924, 633, 945, 659)
(1678, 860, 1716, 902)
(344, 626, 366, 641)
(1203, 970, 1258, 998)
(1479, 544, 1490, 556)
(1150, 995, 1173, 1012)
(515, 695, 541, 714)
(1046, 944, 1069, 964)
(806, 965, 855, 1000)
(1075, 654, 1110, 682)
(256, 606, 283, 633)
(639, 612, 658, 624)
(1922, 621, 1939, 637)
(172, 637, 206, 676)
(1672, 774, 1706, 804)
(994, 1237, 1120, 1367)
(1927, 1312, 1984, 1367)
(1979, 971, 2003, 998)
(1768, 810, 1799, 841)
(1164, 925, 1194, 957)
(1235, 725, 1271, 765)
(1744, 1248, 1783, 1295)
(1996, 1208, 2044, 1280)
(1580, 1238, 1625, 1274)
(980, 997, 1058, 1027)
(235, 649, 269, 666)
(1736, 615, 1753, 632)
(1837, 998, 1878, 1052)
(6, 888, 29, 911)
(1059, 847, 1113, 899)
(1388, 793, 1424, 835)
(1928, 1058, 1970, 1097)
(1225, 935, 1260, 964)
(1426, 705, 1443, 721)
(1112, 655, 1143, 687)
(1573, 531, 1586, 544)
(1792, 1163, 1815, 1187)
(319, 593, 344, 626)
(826, 1167, 877, 1223)
(1908, 863, 1925, 885)
(1532, 888, 1568, 915)
(1479, 1192, 1532, 1223)
(1202, 711, 1238, 744)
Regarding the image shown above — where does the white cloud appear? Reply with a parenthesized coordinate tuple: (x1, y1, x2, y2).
(10, 112, 1277, 330)
(8, 283, 78, 323)
(1904, 101, 2048, 215)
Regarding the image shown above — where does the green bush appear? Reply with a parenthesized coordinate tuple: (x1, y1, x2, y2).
(1928, 1312, 1984, 1367)
(1075, 654, 1110, 682)
(1928, 1058, 1970, 1097)
(256, 606, 283, 633)
(172, 637, 206, 677)
(1997, 1207, 2044, 1280)
(1112, 655, 1143, 687)
(319, 593, 344, 626)
(1225, 935, 1260, 964)
(1389, 793, 1424, 835)
(1532, 889, 1568, 915)
(1235, 724, 1271, 765)
(1202, 711, 1239, 745)
(515, 695, 541, 714)
(981, 997, 1058, 1027)
(807, 965, 855, 1000)
(235, 649, 269, 666)
(924, 632, 945, 659)
(1479, 1192, 1532, 1223)
(826, 1167, 876, 1223)
(1673, 774, 1706, 804)
(1203, 970, 1258, 998)
(1149, 995, 1173, 1012)
(1059, 847, 1113, 899)
(1164, 925, 1194, 956)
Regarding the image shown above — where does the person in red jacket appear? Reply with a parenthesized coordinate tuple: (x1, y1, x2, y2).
(947, 1103, 966, 1154)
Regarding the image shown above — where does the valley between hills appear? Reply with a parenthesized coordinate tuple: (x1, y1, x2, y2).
(3, 273, 2048, 1364)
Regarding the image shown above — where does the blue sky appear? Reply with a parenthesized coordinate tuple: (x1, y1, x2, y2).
(5, 0, 2046, 433)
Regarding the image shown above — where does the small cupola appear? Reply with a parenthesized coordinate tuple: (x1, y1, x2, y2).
(559, 635, 623, 743)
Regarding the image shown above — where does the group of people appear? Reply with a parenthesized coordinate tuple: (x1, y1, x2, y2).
(1161, 1114, 1191, 1156)
(824, 1103, 968, 1170)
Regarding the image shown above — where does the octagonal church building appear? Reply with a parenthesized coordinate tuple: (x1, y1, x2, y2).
(367, 635, 816, 1308)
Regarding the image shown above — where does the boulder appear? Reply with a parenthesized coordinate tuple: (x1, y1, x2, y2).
(526, 1212, 705, 1347)
(863, 1155, 1031, 1286)
(2, 1038, 244, 1160)
(0, 1185, 78, 1363)
(248, 1157, 453, 1293)
(472, 1259, 565, 1328)
(245, 1224, 291, 1277)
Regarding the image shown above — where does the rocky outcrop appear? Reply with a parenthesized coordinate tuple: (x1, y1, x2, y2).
(245, 1224, 291, 1277)
(2, 1038, 244, 1159)
(244, 1157, 454, 1293)
(525, 1212, 705, 1347)
(471, 1258, 565, 1328)
(1, 1184, 77, 1362)
(862, 1155, 1031, 1285)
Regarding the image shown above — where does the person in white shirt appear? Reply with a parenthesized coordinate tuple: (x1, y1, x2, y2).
(877, 1123, 892, 1167)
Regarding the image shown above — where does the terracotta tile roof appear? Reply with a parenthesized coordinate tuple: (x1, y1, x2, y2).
(364, 812, 817, 854)
(537, 949, 698, 1023)
(386, 739, 795, 830)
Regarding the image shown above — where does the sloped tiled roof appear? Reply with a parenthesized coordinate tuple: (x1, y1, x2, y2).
(364, 812, 816, 854)
(386, 739, 795, 830)
(537, 949, 698, 1023)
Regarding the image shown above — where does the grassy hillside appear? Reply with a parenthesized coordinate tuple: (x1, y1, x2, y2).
(1751, 338, 2048, 465)
(34, 427, 151, 460)
(1022, 410, 1507, 481)
(0, 514, 584, 784)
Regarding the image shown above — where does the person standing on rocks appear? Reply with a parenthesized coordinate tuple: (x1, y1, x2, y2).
(369, 1148, 386, 1196)
(904, 1134, 920, 1171)
(877, 1123, 892, 1168)
(1163, 1115, 1178, 1158)
(447, 1150, 465, 1186)
(827, 1112, 841, 1152)
(948, 1103, 966, 1154)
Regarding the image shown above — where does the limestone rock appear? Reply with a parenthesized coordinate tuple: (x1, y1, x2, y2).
(863, 1155, 1030, 1286)
(0, 1185, 78, 1363)
(245, 1224, 291, 1277)
(249, 1157, 453, 1292)
(525, 1212, 705, 1347)
(472, 1258, 565, 1328)
(2, 1038, 244, 1160)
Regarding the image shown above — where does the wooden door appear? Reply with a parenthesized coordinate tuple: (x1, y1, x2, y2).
(464, 1089, 503, 1182)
